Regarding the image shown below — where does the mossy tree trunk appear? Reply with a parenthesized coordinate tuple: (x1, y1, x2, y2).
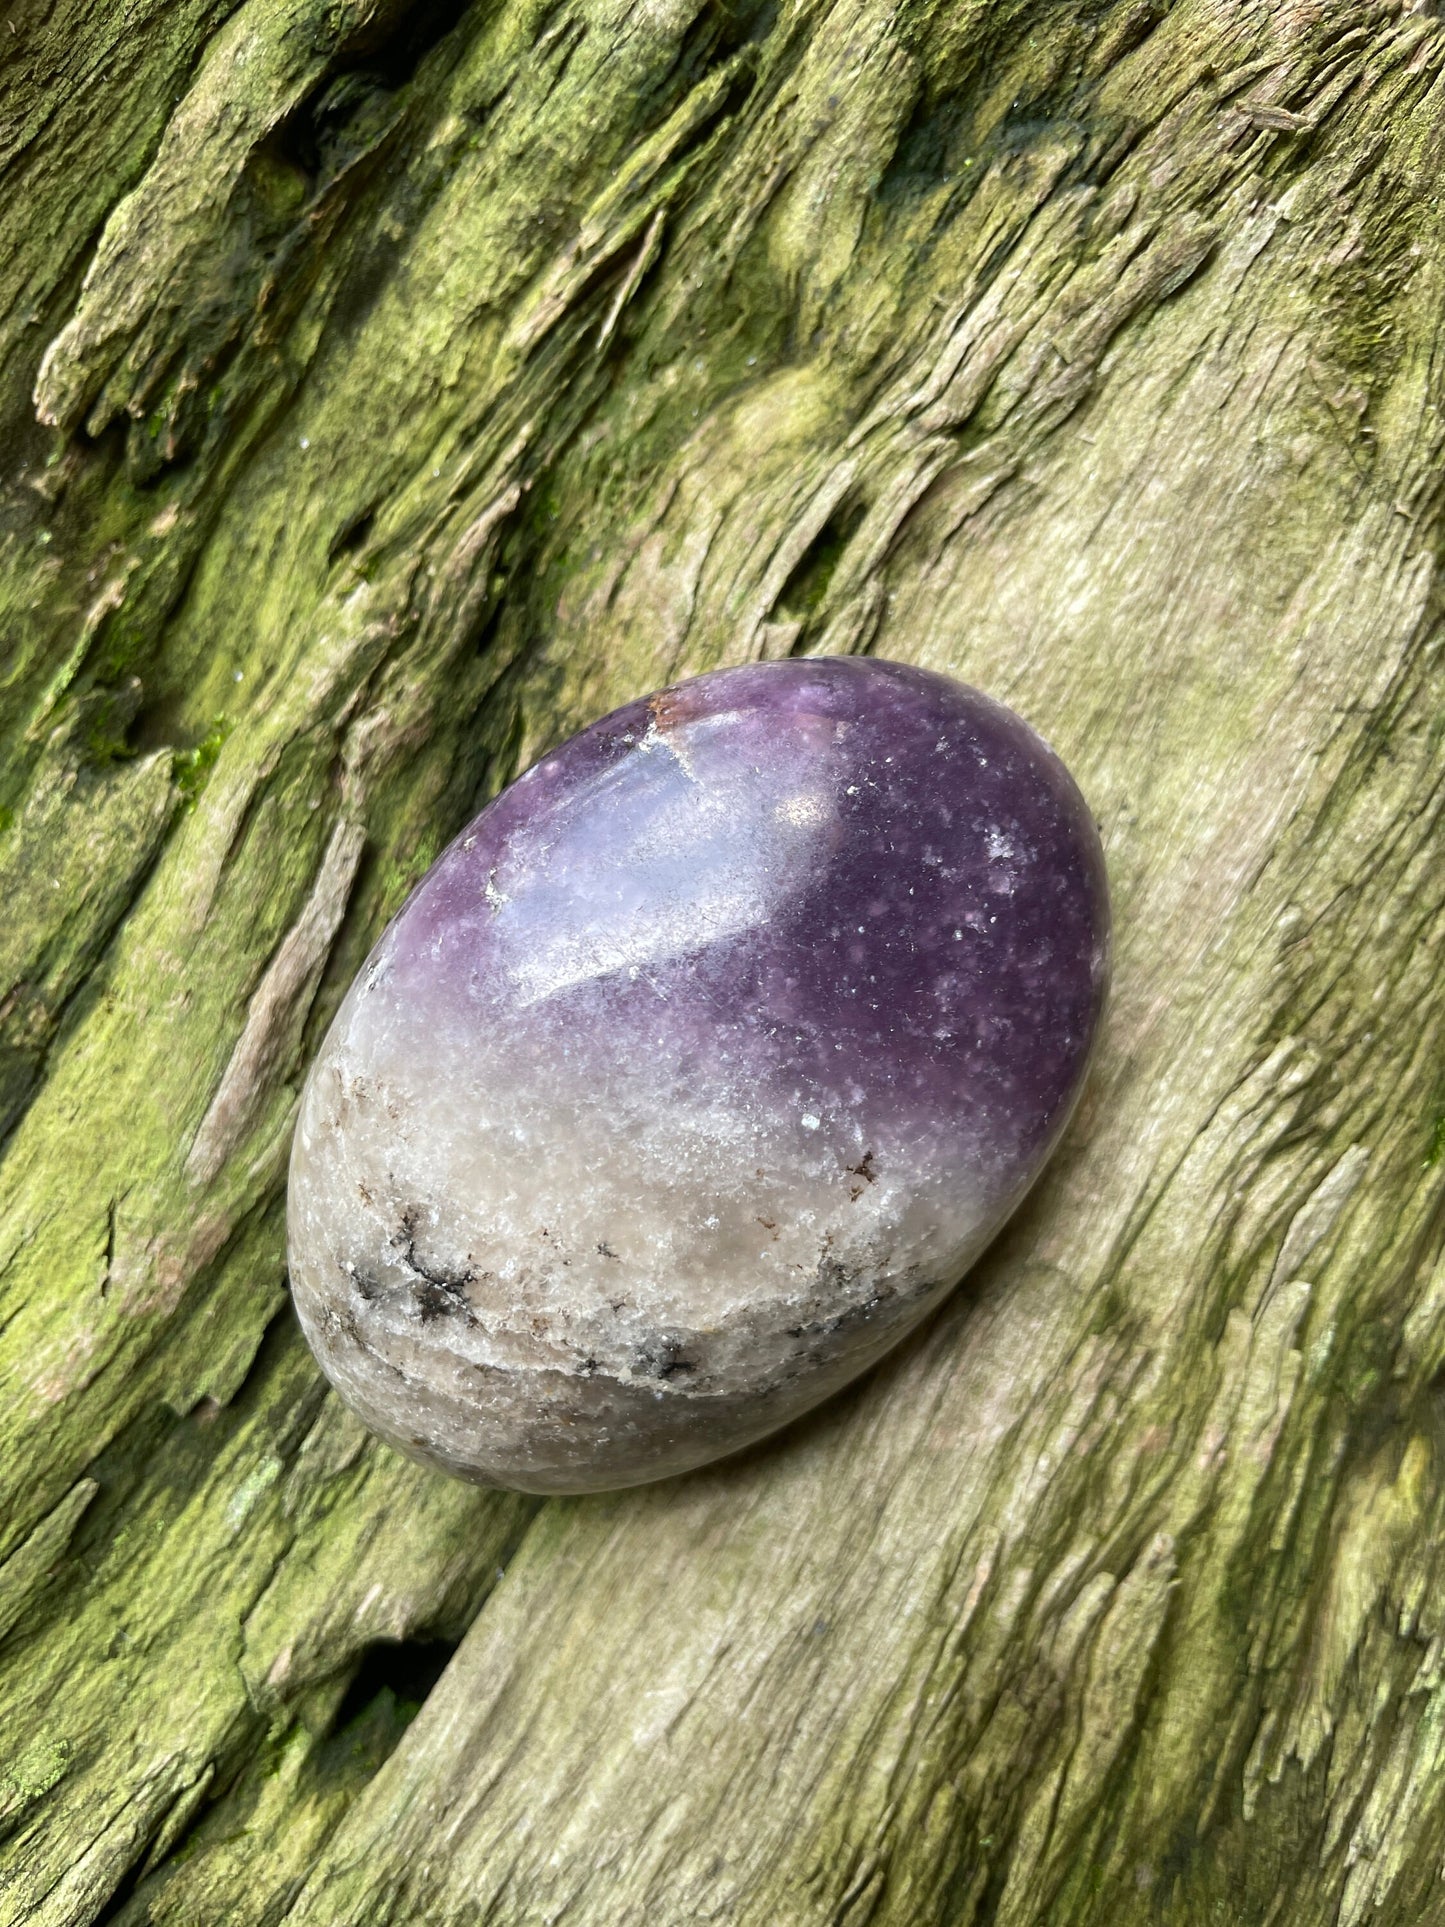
(2, 0, 1445, 1920)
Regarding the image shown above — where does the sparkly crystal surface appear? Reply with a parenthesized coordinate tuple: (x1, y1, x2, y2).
(287, 658, 1109, 1492)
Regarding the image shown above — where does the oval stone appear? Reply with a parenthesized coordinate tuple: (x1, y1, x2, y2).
(287, 658, 1109, 1492)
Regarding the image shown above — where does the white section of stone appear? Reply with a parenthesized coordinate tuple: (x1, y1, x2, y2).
(288, 961, 993, 1493)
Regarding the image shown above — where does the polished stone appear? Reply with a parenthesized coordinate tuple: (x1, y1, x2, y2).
(287, 657, 1109, 1492)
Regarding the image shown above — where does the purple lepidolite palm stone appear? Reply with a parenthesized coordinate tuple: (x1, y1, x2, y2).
(287, 657, 1109, 1492)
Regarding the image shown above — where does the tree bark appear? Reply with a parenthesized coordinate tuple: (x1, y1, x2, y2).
(2, 0, 1444, 1921)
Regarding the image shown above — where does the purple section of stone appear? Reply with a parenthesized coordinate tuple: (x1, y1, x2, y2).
(391, 657, 1104, 1199)
(287, 656, 1109, 1492)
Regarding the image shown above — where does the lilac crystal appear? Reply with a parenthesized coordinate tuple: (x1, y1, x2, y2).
(287, 658, 1109, 1492)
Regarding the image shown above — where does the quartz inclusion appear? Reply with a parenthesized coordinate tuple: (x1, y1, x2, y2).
(287, 658, 1109, 1493)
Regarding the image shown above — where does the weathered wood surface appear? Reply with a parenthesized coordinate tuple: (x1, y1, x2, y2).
(2, 0, 1444, 1920)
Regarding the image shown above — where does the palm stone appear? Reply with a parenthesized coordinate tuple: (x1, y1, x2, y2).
(287, 657, 1109, 1492)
